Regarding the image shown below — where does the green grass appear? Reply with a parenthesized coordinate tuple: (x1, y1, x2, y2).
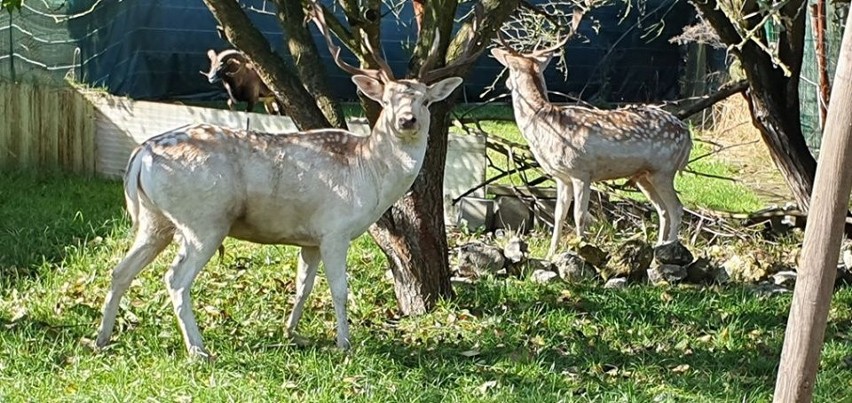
(1, 172, 851, 401)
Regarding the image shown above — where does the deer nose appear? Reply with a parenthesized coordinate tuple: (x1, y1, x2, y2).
(397, 115, 417, 130)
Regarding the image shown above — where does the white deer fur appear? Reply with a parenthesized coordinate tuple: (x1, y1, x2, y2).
(491, 48, 693, 257)
(95, 75, 463, 357)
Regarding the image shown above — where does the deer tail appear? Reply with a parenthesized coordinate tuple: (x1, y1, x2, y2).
(676, 135, 693, 174)
(123, 145, 146, 231)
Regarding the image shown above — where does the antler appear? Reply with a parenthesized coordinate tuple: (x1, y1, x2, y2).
(496, 6, 585, 58)
(308, 2, 394, 82)
(418, 2, 486, 83)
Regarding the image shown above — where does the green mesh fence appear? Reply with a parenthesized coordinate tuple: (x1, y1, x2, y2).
(799, 1, 848, 152)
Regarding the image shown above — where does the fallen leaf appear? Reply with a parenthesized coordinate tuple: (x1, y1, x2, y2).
(477, 380, 497, 394)
(460, 349, 480, 357)
(672, 364, 690, 373)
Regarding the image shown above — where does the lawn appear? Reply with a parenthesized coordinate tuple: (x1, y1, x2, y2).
(0, 105, 848, 401)
(1, 170, 851, 402)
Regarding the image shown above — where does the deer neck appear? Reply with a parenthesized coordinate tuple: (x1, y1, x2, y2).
(359, 110, 429, 203)
(509, 71, 555, 142)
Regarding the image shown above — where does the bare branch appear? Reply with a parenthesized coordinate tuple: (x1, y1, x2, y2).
(671, 79, 749, 120)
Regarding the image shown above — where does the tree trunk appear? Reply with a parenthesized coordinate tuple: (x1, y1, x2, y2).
(774, 11, 852, 400)
(203, 0, 330, 130)
(743, 87, 816, 210)
(370, 0, 520, 315)
(275, 0, 347, 129)
(691, 0, 817, 211)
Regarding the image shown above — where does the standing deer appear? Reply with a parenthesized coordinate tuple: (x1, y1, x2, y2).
(96, 6, 467, 358)
(201, 49, 283, 115)
(491, 30, 692, 258)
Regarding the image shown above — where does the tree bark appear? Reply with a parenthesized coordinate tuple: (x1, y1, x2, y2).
(773, 11, 852, 401)
(275, 0, 347, 129)
(203, 0, 330, 130)
(370, 0, 521, 315)
(691, 0, 817, 210)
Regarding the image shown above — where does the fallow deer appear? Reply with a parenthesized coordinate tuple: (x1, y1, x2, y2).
(96, 6, 467, 358)
(201, 49, 283, 115)
(491, 28, 693, 258)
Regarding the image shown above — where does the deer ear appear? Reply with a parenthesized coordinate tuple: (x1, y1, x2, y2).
(490, 48, 509, 66)
(352, 75, 385, 103)
(207, 49, 217, 61)
(534, 54, 553, 70)
(427, 77, 463, 104)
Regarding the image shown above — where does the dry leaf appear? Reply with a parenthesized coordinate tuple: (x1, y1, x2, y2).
(672, 364, 690, 373)
(460, 349, 480, 357)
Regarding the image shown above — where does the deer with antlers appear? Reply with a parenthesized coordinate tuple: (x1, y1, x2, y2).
(492, 18, 693, 258)
(94, 5, 468, 358)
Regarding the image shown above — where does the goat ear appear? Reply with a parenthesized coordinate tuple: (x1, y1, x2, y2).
(207, 49, 217, 61)
(490, 48, 509, 66)
(427, 76, 463, 104)
(352, 75, 385, 103)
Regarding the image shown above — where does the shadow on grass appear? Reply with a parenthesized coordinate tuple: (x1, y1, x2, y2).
(0, 171, 125, 278)
(352, 280, 795, 401)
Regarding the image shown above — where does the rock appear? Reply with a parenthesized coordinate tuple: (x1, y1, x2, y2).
(722, 254, 767, 283)
(508, 258, 552, 278)
(456, 242, 505, 277)
(604, 278, 628, 289)
(601, 239, 653, 281)
(772, 270, 797, 288)
(712, 265, 731, 284)
(648, 264, 688, 285)
(843, 247, 852, 270)
(577, 243, 609, 267)
(531, 269, 560, 284)
(503, 236, 528, 264)
(552, 252, 596, 281)
(654, 242, 694, 266)
(751, 282, 792, 296)
(684, 258, 713, 284)
(837, 264, 852, 287)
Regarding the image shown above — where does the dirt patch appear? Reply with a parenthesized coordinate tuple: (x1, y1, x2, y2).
(690, 94, 793, 206)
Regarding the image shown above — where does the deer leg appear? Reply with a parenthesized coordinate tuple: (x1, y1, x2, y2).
(319, 237, 351, 350)
(226, 98, 236, 111)
(570, 177, 592, 240)
(635, 176, 669, 246)
(286, 246, 321, 335)
(645, 172, 683, 245)
(245, 101, 255, 113)
(548, 178, 574, 258)
(96, 213, 173, 348)
(163, 228, 227, 359)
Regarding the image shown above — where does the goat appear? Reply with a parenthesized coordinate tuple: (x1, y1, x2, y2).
(201, 49, 283, 115)
(491, 31, 693, 258)
(95, 8, 467, 359)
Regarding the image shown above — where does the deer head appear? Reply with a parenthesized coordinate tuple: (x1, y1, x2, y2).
(309, 3, 463, 140)
(490, 7, 584, 94)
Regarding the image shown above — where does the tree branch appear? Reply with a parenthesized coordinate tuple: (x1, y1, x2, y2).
(673, 79, 748, 120)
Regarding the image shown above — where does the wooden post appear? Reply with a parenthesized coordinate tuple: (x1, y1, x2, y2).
(773, 10, 852, 403)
